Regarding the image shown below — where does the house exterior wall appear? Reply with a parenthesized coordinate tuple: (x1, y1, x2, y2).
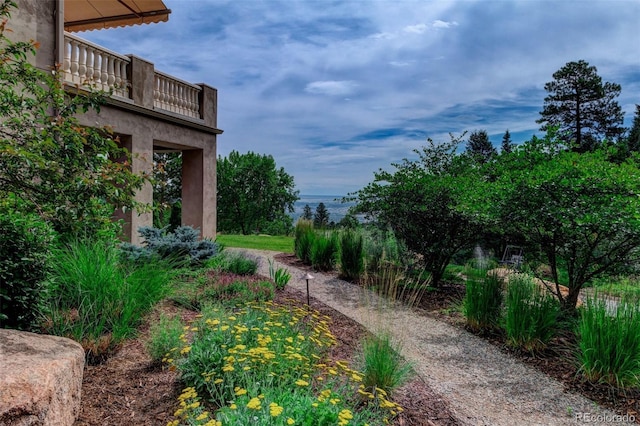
(10, 0, 220, 244)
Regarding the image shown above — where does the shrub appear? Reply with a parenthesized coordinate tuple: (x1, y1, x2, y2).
(294, 219, 315, 264)
(464, 270, 503, 332)
(44, 239, 173, 362)
(311, 232, 339, 271)
(209, 251, 259, 275)
(577, 295, 640, 388)
(203, 273, 274, 305)
(0, 206, 55, 330)
(360, 333, 412, 396)
(340, 229, 364, 280)
(504, 274, 560, 352)
(120, 226, 218, 266)
(146, 314, 184, 364)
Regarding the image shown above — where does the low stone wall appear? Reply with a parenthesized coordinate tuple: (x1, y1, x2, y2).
(0, 329, 85, 426)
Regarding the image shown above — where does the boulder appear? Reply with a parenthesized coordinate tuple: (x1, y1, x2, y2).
(0, 329, 85, 426)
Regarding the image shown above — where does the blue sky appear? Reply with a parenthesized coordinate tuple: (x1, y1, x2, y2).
(82, 0, 640, 195)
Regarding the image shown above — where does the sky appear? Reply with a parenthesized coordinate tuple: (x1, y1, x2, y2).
(81, 0, 640, 195)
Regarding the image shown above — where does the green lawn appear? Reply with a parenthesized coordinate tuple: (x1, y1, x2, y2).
(215, 233, 294, 253)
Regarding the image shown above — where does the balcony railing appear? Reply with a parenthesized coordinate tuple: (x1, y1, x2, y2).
(62, 32, 203, 121)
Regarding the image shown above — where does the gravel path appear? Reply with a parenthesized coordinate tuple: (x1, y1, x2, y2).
(238, 249, 634, 426)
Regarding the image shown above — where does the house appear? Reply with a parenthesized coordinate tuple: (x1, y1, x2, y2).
(12, 0, 222, 244)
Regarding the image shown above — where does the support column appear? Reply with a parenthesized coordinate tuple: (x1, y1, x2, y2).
(182, 138, 216, 239)
(114, 134, 154, 244)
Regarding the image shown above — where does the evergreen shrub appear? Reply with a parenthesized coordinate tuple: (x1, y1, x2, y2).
(311, 232, 339, 271)
(340, 229, 364, 280)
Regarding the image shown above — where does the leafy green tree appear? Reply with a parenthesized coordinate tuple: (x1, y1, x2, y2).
(485, 132, 640, 311)
(0, 0, 146, 239)
(217, 150, 298, 234)
(501, 130, 514, 154)
(313, 202, 330, 228)
(354, 134, 484, 286)
(302, 204, 313, 220)
(537, 60, 624, 152)
(465, 130, 497, 163)
(153, 152, 182, 229)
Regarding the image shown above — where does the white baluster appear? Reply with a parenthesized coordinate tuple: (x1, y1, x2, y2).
(85, 46, 93, 84)
(107, 55, 116, 90)
(120, 61, 129, 97)
(92, 48, 101, 86)
(77, 43, 87, 84)
(100, 54, 109, 91)
(69, 39, 79, 80)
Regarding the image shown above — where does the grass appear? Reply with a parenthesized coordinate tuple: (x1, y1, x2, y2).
(216, 233, 294, 253)
(464, 269, 503, 333)
(589, 275, 640, 301)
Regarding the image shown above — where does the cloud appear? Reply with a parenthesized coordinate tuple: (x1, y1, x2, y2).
(304, 80, 358, 96)
(432, 20, 458, 29)
(403, 23, 428, 34)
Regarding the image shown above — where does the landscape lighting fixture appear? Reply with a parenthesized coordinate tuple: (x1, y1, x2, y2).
(303, 272, 314, 308)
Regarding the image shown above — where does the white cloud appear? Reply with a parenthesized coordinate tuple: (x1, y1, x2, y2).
(432, 20, 458, 29)
(304, 80, 358, 96)
(403, 23, 428, 34)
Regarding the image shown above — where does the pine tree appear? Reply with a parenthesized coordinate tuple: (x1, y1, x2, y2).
(501, 130, 514, 154)
(627, 105, 640, 153)
(313, 202, 330, 228)
(302, 204, 313, 220)
(537, 60, 624, 152)
(465, 130, 497, 163)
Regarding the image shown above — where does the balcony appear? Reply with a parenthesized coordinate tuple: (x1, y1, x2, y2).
(62, 31, 211, 125)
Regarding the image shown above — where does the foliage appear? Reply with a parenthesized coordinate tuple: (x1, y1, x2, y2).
(217, 151, 299, 235)
(504, 274, 560, 352)
(310, 232, 339, 271)
(359, 333, 412, 396)
(465, 129, 497, 163)
(153, 152, 182, 230)
(484, 135, 640, 311)
(577, 295, 640, 388)
(294, 220, 315, 264)
(302, 204, 313, 220)
(362, 228, 408, 273)
(464, 270, 503, 332)
(121, 226, 218, 266)
(269, 259, 291, 290)
(166, 302, 402, 426)
(0, 200, 55, 330)
(0, 2, 147, 239)
(354, 134, 484, 286)
(313, 202, 330, 229)
(339, 229, 364, 281)
(43, 239, 173, 362)
(203, 274, 274, 305)
(537, 60, 624, 152)
(146, 314, 184, 364)
(208, 251, 259, 275)
(626, 104, 640, 153)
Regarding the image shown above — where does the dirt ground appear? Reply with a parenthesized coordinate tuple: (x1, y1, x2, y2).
(75, 286, 459, 425)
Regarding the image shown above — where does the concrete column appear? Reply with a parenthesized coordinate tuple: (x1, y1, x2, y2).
(114, 134, 154, 244)
(197, 84, 218, 128)
(127, 55, 155, 108)
(182, 138, 216, 239)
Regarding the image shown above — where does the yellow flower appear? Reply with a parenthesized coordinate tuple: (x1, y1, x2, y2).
(222, 365, 234, 372)
(214, 378, 224, 384)
(196, 412, 209, 420)
(234, 387, 247, 396)
(180, 346, 191, 355)
(287, 418, 295, 425)
(247, 397, 261, 410)
(230, 403, 238, 410)
(269, 402, 284, 417)
(167, 420, 180, 426)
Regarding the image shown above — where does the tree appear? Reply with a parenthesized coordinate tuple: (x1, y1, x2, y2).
(153, 152, 182, 229)
(465, 130, 497, 163)
(485, 132, 640, 311)
(627, 104, 640, 153)
(0, 1, 146, 238)
(313, 202, 330, 228)
(501, 130, 514, 154)
(302, 204, 313, 220)
(537, 60, 624, 152)
(354, 134, 484, 286)
(217, 150, 299, 235)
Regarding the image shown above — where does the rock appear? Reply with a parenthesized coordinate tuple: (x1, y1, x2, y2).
(0, 329, 85, 426)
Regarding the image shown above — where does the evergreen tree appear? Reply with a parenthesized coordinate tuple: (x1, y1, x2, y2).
(501, 130, 514, 154)
(313, 202, 330, 228)
(537, 60, 624, 152)
(302, 204, 313, 220)
(627, 104, 640, 153)
(465, 130, 497, 163)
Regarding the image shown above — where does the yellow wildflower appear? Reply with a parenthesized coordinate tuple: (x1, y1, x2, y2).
(269, 402, 284, 417)
(247, 397, 261, 410)
(287, 418, 295, 425)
